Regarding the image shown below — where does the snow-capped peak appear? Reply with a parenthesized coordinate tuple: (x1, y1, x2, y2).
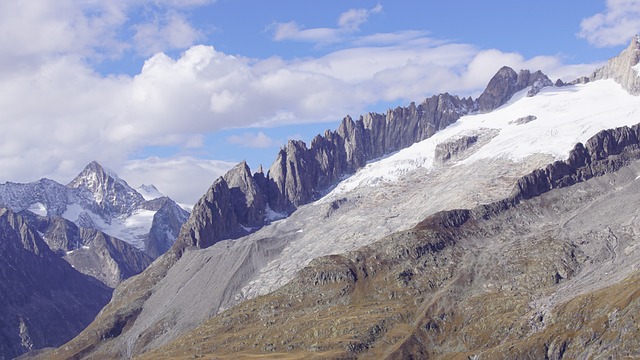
(136, 184, 164, 201)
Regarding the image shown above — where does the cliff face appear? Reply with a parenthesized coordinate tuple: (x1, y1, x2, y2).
(177, 68, 550, 252)
(580, 35, 640, 95)
(0, 209, 111, 359)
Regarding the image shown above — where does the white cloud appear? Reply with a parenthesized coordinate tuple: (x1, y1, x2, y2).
(133, 10, 203, 56)
(0, 0, 211, 73)
(0, 37, 601, 193)
(118, 156, 235, 204)
(0, 2, 606, 204)
(227, 132, 276, 148)
(270, 4, 383, 43)
(338, 4, 382, 31)
(578, 0, 640, 47)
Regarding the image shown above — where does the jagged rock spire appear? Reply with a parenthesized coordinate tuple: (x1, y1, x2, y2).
(575, 35, 640, 95)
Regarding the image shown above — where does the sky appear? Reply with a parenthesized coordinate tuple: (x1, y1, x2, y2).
(1, 0, 639, 204)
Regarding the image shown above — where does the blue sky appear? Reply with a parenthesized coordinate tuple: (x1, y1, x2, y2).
(0, 0, 638, 203)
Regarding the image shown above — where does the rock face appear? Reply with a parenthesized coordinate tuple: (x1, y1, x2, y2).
(577, 35, 640, 95)
(68, 161, 146, 217)
(434, 135, 479, 164)
(177, 69, 552, 252)
(509, 114, 537, 125)
(476, 67, 553, 112)
(19, 213, 153, 288)
(513, 124, 640, 202)
(0, 208, 111, 359)
(144, 197, 190, 258)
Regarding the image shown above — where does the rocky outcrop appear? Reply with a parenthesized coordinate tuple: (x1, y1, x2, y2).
(434, 135, 479, 164)
(19, 213, 154, 288)
(576, 35, 640, 95)
(144, 197, 189, 258)
(176, 177, 243, 250)
(0, 208, 111, 359)
(476, 67, 553, 112)
(509, 114, 537, 125)
(513, 124, 640, 201)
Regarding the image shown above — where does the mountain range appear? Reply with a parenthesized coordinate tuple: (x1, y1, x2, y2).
(8, 35, 640, 359)
(0, 162, 189, 358)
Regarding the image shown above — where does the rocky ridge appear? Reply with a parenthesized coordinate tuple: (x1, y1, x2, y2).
(573, 35, 640, 95)
(19, 213, 154, 288)
(0, 161, 189, 260)
(0, 208, 111, 359)
(175, 66, 553, 252)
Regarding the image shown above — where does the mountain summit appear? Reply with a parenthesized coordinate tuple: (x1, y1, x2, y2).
(68, 161, 145, 216)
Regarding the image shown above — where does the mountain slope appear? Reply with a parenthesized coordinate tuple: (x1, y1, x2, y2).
(34, 36, 640, 359)
(0, 161, 188, 288)
(19, 214, 154, 288)
(0, 209, 112, 359)
(140, 151, 640, 359)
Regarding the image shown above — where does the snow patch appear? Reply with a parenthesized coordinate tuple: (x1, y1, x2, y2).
(62, 203, 155, 250)
(265, 204, 287, 222)
(27, 202, 47, 216)
(61, 203, 85, 222)
(137, 184, 164, 201)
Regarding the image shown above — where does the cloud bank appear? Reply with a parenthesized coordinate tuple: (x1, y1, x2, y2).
(578, 0, 640, 47)
(0, 1, 605, 203)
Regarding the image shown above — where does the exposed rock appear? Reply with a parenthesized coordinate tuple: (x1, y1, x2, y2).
(477, 67, 552, 112)
(144, 197, 190, 258)
(18, 213, 154, 288)
(67, 161, 146, 217)
(513, 123, 640, 201)
(509, 115, 537, 125)
(434, 135, 479, 164)
(224, 161, 267, 227)
(580, 35, 640, 95)
(0, 208, 111, 359)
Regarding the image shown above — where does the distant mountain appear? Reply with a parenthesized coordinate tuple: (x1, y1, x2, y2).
(30, 36, 640, 359)
(0, 208, 111, 359)
(136, 184, 164, 201)
(0, 161, 188, 286)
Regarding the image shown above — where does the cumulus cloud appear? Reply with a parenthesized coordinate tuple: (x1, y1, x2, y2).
(0, 2, 605, 204)
(0, 0, 212, 72)
(270, 4, 383, 43)
(227, 132, 276, 148)
(118, 156, 235, 204)
(578, 0, 640, 47)
(133, 10, 203, 56)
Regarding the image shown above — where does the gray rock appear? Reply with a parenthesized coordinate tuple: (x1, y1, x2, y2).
(577, 35, 640, 95)
(18, 213, 154, 288)
(477, 67, 552, 112)
(224, 161, 267, 227)
(509, 115, 537, 125)
(67, 161, 146, 217)
(144, 197, 189, 258)
(434, 135, 479, 164)
(0, 208, 111, 359)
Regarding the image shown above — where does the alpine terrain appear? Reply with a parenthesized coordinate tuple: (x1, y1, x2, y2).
(0, 162, 189, 359)
(15, 36, 640, 359)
